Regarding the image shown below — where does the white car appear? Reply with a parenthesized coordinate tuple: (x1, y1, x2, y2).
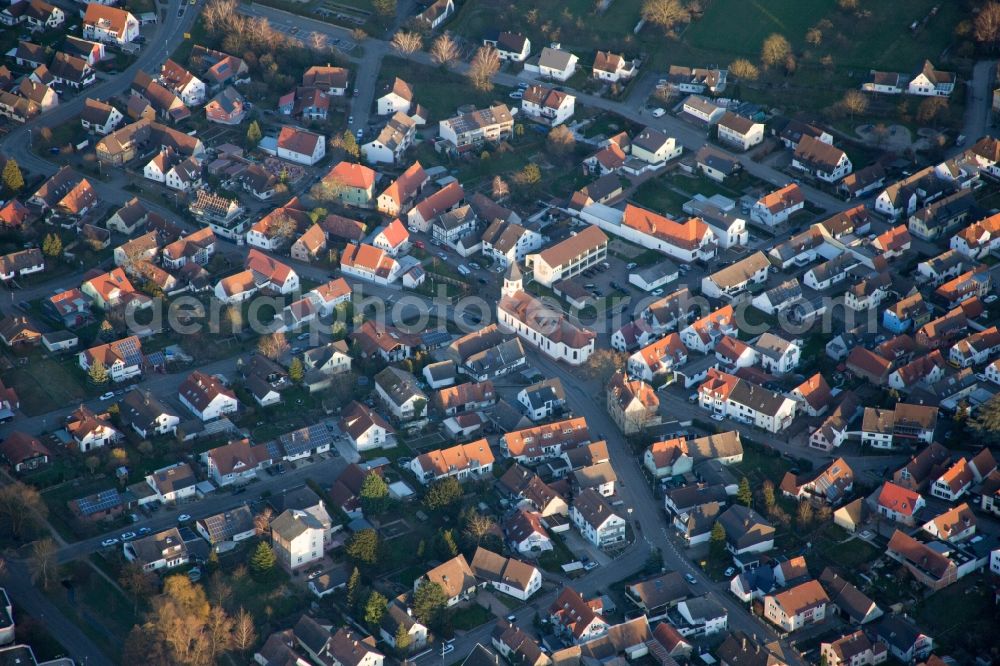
(650, 108, 665, 117)
(100, 392, 115, 400)
(584, 561, 599, 571)
(178, 514, 192, 523)
(100, 538, 119, 547)
(626, 262, 638, 269)
(985, 294, 998, 304)
(710, 413, 725, 422)
(651, 288, 664, 296)
(509, 91, 523, 100)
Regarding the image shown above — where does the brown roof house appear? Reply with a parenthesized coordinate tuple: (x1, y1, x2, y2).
(201, 439, 271, 487)
(413, 554, 479, 607)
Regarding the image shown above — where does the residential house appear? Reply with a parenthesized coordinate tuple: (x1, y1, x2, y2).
(363, 112, 416, 164)
(322, 161, 377, 208)
(376, 77, 413, 115)
(438, 105, 514, 154)
(592, 51, 635, 82)
(271, 509, 324, 570)
(718, 504, 774, 556)
(195, 505, 255, 550)
(570, 488, 626, 548)
(78, 336, 143, 383)
(414, 554, 478, 607)
(605, 371, 660, 434)
(861, 403, 938, 449)
(145, 462, 197, 503)
(409, 439, 494, 485)
(780, 457, 853, 505)
(483, 31, 531, 62)
(204, 86, 247, 125)
(81, 98, 123, 135)
(763, 580, 829, 633)
(276, 126, 326, 165)
(907, 61, 955, 96)
(124, 527, 188, 571)
(701, 250, 769, 300)
(548, 587, 609, 644)
(876, 482, 926, 526)
(521, 85, 575, 126)
(681, 95, 724, 124)
(470, 547, 543, 600)
(751, 184, 805, 228)
(65, 405, 122, 453)
(717, 112, 765, 151)
(178, 370, 238, 421)
(202, 439, 271, 486)
(82, 4, 138, 45)
(820, 568, 883, 625)
(120, 389, 179, 438)
(885, 531, 958, 591)
(376, 162, 427, 217)
(0, 432, 49, 472)
(792, 136, 853, 183)
(820, 631, 887, 666)
(531, 46, 578, 81)
(922, 503, 976, 543)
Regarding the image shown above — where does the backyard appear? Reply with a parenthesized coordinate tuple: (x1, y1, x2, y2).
(377, 57, 514, 121)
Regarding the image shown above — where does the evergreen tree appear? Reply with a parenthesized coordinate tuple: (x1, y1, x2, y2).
(249, 542, 276, 577)
(88, 358, 109, 384)
(395, 623, 412, 653)
(437, 529, 458, 559)
(347, 566, 362, 606)
(288, 357, 304, 383)
(341, 131, 360, 160)
(2, 159, 23, 193)
(737, 477, 752, 507)
(246, 121, 262, 146)
(363, 590, 387, 628)
(424, 477, 462, 510)
(412, 580, 447, 625)
(346, 528, 379, 565)
(42, 233, 62, 258)
(709, 522, 727, 562)
(359, 471, 390, 515)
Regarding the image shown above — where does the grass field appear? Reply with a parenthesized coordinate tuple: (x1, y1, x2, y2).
(3, 356, 92, 416)
(378, 57, 513, 121)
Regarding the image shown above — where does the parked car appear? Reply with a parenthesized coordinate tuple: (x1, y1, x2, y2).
(584, 561, 599, 571)
(178, 514, 192, 523)
(626, 262, 638, 269)
(684, 573, 697, 584)
(100, 538, 119, 547)
(100, 392, 115, 400)
(985, 294, 998, 304)
(724, 567, 736, 577)
(711, 413, 725, 422)
(138, 527, 152, 536)
(651, 108, 665, 117)
(652, 288, 664, 296)
(509, 91, 523, 99)
(120, 531, 137, 541)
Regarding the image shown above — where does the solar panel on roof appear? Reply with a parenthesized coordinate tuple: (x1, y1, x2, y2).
(116, 337, 143, 366)
(76, 488, 122, 515)
(277, 424, 331, 457)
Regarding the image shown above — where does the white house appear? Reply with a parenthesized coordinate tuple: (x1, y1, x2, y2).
(377, 77, 413, 116)
(484, 31, 531, 62)
(276, 126, 326, 165)
(340, 401, 395, 452)
(521, 85, 575, 126)
(178, 370, 238, 421)
(82, 4, 138, 46)
(409, 440, 495, 485)
(145, 462, 197, 503)
(362, 112, 416, 165)
(751, 184, 805, 228)
(533, 46, 578, 81)
(592, 51, 636, 82)
(123, 528, 188, 572)
(570, 488, 626, 549)
(681, 95, 724, 124)
(907, 60, 955, 97)
(792, 136, 853, 183)
(717, 112, 765, 151)
(270, 509, 324, 570)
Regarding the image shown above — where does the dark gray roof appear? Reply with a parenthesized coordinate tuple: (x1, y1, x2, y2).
(197, 505, 253, 544)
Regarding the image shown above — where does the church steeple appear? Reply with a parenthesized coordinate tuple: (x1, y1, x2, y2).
(502, 261, 523, 297)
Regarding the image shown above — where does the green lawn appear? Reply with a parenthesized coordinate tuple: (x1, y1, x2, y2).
(733, 444, 793, 487)
(3, 356, 93, 416)
(450, 603, 492, 631)
(377, 57, 513, 121)
(685, 0, 960, 72)
(914, 576, 999, 656)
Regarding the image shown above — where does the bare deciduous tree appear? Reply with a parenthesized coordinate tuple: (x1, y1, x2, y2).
(0, 482, 47, 538)
(391, 31, 423, 55)
(202, 0, 237, 35)
(491, 176, 509, 200)
(463, 511, 496, 544)
(233, 607, 257, 653)
(761, 33, 791, 69)
(468, 46, 501, 92)
(257, 331, 288, 360)
(975, 2, 1000, 49)
(917, 96, 948, 125)
(805, 28, 822, 46)
(729, 58, 760, 81)
(308, 31, 328, 52)
(641, 0, 690, 34)
(254, 507, 274, 536)
(546, 125, 576, 157)
(29, 538, 57, 590)
(842, 90, 869, 118)
(430, 33, 460, 65)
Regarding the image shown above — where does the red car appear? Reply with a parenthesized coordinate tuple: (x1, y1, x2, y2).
(413, 240, 425, 249)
